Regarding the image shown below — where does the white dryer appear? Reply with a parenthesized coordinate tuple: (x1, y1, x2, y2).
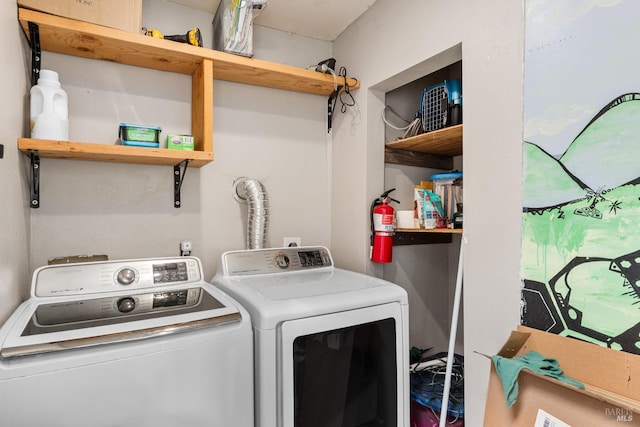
(212, 246, 409, 427)
(0, 257, 253, 427)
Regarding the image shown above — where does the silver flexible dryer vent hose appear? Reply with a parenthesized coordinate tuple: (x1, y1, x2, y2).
(233, 177, 270, 249)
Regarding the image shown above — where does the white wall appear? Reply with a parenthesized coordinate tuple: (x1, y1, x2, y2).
(25, 1, 334, 280)
(332, 0, 524, 424)
(0, 2, 31, 321)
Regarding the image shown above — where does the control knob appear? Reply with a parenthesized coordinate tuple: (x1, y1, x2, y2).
(117, 297, 136, 313)
(274, 254, 290, 269)
(116, 268, 136, 286)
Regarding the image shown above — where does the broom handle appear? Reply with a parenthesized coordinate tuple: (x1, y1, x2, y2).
(439, 236, 464, 427)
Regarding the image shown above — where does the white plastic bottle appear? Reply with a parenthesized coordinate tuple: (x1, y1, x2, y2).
(30, 69, 69, 141)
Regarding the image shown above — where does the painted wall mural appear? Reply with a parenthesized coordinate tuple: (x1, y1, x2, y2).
(521, 0, 640, 354)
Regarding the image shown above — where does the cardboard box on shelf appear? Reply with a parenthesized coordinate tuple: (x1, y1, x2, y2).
(484, 326, 640, 426)
(17, 0, 142, 33)
(166, 134, 194, 151)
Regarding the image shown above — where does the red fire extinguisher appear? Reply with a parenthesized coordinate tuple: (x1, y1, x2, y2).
(370, 188, 399, 263)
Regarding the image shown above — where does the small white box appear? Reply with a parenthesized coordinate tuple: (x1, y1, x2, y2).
(396, 210, 418, 229)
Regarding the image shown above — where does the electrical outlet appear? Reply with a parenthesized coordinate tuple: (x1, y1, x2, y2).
(180, 240, 192, 255)
(283, 237, 301, 247)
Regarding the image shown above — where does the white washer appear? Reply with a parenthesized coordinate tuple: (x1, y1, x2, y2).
(0, 257, 253, 427)
(212, 246, 409, 427)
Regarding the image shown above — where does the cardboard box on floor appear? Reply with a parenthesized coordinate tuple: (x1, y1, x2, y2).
(484, 325, 640, 426)
(17, 0, 142, 33)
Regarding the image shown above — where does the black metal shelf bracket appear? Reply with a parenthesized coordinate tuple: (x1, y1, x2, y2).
(173, 159, 190, 208)
(326, 85, 342, 134)
(28, 22, 41, 86)
(30, 150, 40, 208)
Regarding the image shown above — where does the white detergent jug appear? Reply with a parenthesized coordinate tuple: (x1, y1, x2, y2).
(30, 69, 69, 141)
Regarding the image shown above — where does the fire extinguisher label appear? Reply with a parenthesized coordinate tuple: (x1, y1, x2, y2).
(373, 213, 394, 232)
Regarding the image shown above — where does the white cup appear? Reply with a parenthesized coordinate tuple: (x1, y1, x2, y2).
(396, 210, 418, 229)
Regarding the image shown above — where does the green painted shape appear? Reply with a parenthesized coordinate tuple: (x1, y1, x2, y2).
(523, 142, 585, 208)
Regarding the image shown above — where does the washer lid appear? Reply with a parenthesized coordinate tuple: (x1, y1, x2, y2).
(0, 284, 241, 358)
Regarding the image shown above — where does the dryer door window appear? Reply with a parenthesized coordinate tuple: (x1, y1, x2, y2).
(280, 303, 404, 427)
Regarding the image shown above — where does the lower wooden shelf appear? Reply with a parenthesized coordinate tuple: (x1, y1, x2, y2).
(18, 138, 213, 167)
(394, 228, 462, 245)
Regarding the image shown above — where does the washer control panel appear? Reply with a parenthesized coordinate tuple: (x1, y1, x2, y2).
(222, 246, 333, 276)
(33, 257, 203, 298)
(153, 261, 190, 283)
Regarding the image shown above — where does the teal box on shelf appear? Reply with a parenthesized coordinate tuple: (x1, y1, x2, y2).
(119, 123, 161, 148)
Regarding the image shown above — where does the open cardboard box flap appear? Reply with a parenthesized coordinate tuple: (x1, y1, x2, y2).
(483, 325, 640, 426)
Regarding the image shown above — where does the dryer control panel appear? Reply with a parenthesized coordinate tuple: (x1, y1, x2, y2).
(33, 257, 203, 298)
(222, 246, 333, 276)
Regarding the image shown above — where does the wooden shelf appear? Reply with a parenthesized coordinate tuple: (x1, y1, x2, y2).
(394, 228, 462, 245)
(18, 8, 358, 96)
(17, 7, 359, 173)
(386, 126, 463, 243)
(396, 228, 463, 234)
(385, 125, 462, 169)
(385, 124, 462, 156)
(18, 139, 213, 168)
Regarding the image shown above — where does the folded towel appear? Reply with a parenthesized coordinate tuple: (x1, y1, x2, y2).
(491, 350, 585, 407)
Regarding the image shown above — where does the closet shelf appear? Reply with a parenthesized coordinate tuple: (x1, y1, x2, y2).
(394, 228, 462, 245)
(396, 228, 463, 234)
(384, 124, 462, 171)
(385, 124, 462, 156)
(386, 125, 464, 242)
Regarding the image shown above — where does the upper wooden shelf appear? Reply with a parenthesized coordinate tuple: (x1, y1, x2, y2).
(18, 7, 359, 96)
(385, 124, 462, 156)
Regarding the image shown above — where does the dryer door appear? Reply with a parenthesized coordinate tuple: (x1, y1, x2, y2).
(280, 303, 407, 427)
